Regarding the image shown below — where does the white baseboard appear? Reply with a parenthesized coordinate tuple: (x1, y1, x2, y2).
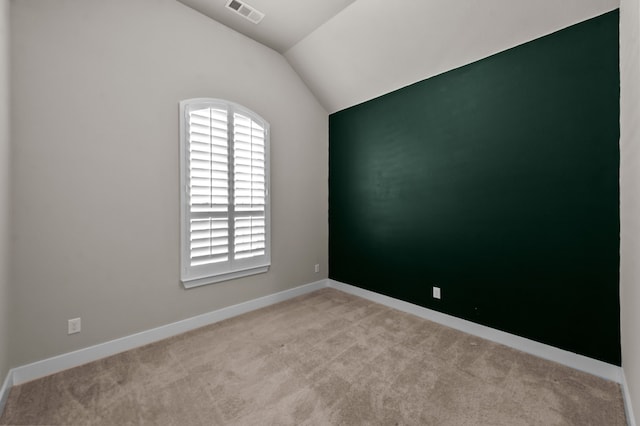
(2, 277, 631, 423)
(0, 368, 13, 417)
(622, 368, 637, 426)
(9, 279, 327, 386)
(327, 279, 623, 384)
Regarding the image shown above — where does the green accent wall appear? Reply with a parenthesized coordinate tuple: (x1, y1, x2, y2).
(329, 11, 620, 365)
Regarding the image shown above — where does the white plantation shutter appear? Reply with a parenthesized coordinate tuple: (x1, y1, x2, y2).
(188, 107, 230, 267)
(233, 113, 266, 260)
(180, 99, 270, 288)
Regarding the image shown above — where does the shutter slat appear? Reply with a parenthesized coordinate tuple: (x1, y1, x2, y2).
(234, 189, 263, 197)
(191, 239, 227, 249)
(191, 254, 228, 266)
(190, 230, 228, 240)
(190, 240, 228, 250)
(191, 249, 228, 258)
(235, 180, 264, 188)
(234, 173, 263, 182)
(189, 127, 227, 137)
(234, 121, 264, 132)
(235, 207, 265, 213)
(235, 242, 265, 249)
(235, 245, 265, 253)
(191, 206, 228, 213)
(235, 252, 264, 260)
(190, 158, 228, 170)
(189, 117, 226, 128)
(235, 158, 264, 167)
(191, 170, 228, 180)
(190, 228, 228, 237)
(191, 141, 228, 154)
(190, 223, 228, 234)
(191, 165, 229, 174)
(190, 152, 228, 163)
(190, 108, 227, 120)
(234, 197, 265, 205)
(234, 166, 265, 176)
(190, 127, 227, 139)
(235, 235, 265, 244)
(235, 144, 264, 154)
(192, 246, 228, 256)
(190, 195, 228, 204)
(191, 244, 229, 257)
(235, 141, 263, 150)
(191, 188, 228, 197)
(191, 177, 228, 188)
(190, 135, 228, 147)
(191, 181, 229, 189)
(235, 241, 266, 249)
(235, 226, 265, 235)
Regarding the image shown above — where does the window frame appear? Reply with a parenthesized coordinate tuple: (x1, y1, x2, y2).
(179, 98, 271, 289)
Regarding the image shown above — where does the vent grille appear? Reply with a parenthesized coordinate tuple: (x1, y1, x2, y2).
(225, 0, 265, 24)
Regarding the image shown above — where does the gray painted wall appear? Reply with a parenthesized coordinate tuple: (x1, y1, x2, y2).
(620, 0, 640, 419)
(9, 0, 328, 367)
(0, 0, 10, 381)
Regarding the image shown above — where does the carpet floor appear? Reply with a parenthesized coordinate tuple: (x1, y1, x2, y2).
(0, 288, 627, 425)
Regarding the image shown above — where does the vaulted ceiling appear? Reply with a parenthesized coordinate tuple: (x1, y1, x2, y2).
(178, 0, 620, 113)
(176, 0, 356, 53)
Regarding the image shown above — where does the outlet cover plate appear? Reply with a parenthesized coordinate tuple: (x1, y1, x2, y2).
(68, 318, 81, 335)
(433, 287, 441, 299)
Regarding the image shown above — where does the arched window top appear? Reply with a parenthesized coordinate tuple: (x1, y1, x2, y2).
(182, 98, 269, 131)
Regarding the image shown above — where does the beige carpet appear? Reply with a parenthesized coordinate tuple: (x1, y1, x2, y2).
(0, 288, 627, 425)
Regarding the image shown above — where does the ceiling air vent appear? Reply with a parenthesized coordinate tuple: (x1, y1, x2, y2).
(225, 0, 265, 24)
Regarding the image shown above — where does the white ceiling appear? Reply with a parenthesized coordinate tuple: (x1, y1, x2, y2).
(178, 0, 620, 113)
(286, 0, 619, 113)
(176, 0, 356, 53)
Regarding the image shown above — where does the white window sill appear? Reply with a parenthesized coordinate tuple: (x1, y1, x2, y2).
(181, 265, 270, 289)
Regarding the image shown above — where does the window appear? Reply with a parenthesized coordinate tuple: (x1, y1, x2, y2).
(179, 98, 270, 288)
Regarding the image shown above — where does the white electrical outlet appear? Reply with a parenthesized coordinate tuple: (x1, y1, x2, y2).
(314, 264, 320, 273)
(433, 287, 441, 300)
(68, 317, 81, 335)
